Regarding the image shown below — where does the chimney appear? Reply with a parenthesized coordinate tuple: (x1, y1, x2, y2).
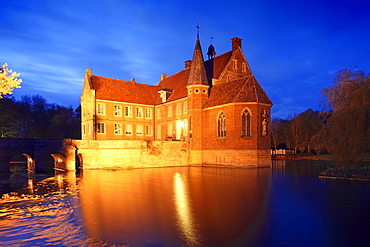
(185, 60, 192, 70)
(231, 37, 242, 51)
(160, 74, 167, 81)
(131, 78, 136, 83)
(86, 69, 92, 76)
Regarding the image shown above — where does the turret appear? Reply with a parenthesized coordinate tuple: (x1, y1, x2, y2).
(187, 36, 209, 86)
(186, 34, 210, 165)
(207, 44, 216, 60)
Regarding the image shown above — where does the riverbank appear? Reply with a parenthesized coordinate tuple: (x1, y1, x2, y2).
(300, 154, 370, 181)
(274, 153, 370, 162)
(319, 165, 370, 181)
(273, 153, 335, 160)
(273, 153, 370, 181)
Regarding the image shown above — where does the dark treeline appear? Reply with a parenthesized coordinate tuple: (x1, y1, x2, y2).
(272, 68, 370, 161)
(0, 94, 80, 139)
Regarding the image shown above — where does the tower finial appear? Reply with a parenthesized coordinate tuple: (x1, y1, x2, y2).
(207, 37, 216, 59)
(196, 21, 200, 39)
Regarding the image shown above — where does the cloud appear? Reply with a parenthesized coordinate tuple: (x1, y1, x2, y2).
(1, 0, 370, 115)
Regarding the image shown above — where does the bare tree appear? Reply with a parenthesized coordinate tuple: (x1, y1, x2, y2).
(299, 109, 323, 153)
(321, 68, 370, 161)
(289, 113, 305, 154)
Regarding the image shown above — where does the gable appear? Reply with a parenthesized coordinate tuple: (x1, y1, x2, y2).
(205, 51, 232, 81)
(204, 48, 253, 86)
(83, 37, 270, 107)
(203, 75, 272, 108)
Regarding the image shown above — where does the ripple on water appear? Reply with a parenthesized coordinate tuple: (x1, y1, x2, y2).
(0, 178, 125, 247)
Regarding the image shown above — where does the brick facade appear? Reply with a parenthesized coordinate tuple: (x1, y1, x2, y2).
(80, 36, 273, 168)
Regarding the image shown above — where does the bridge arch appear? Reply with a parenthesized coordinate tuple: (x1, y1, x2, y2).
(21, 153, 35, 173)
(77, 153, 83, 169)
(50, 154, 67, 171)
(0, 138, 77, 174)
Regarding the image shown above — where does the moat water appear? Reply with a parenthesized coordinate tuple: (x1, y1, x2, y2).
(0, 160, 369, 246)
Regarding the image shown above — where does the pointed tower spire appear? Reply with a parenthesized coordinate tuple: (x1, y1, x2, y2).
(187, 29, 208, 86)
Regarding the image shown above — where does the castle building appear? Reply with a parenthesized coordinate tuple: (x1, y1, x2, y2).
(81, 36, 273, 167)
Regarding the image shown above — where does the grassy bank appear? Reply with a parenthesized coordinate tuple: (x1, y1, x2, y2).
(319, 165, 370, 181)
(298, 154, 336, 160)
(276, 153, 370, 181)
(294, 153, 370, 162)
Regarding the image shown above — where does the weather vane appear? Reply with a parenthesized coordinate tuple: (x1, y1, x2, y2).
(196, 22, 200, 32)
(196, 22, 200, 38)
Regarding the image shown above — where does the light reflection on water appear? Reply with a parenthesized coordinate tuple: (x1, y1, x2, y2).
(0, 172, 107, 246)
(173, 172, 200, 246)
(78, 167, 272, 246)
(0, 161, 370, 246)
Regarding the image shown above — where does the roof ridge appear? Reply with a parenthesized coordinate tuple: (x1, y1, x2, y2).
(252, 76, 259, 102)
(217, 51, 235, 80)
(214, 50, 232, 59)
(233, 75, 252, 102)
(163, 51, 233, 81)
(158, 68, 187, 83)
(92, 75, 159, 88)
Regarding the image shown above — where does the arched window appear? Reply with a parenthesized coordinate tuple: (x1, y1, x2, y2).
(189, 115, 192, 132)
(188, 115, 192, 138)
(217, 112, 226, 137)
(242, 109, 251, 137)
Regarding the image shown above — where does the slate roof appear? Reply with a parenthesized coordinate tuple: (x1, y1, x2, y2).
(90, 75, 160, 105)
(203, 75, 272, 108)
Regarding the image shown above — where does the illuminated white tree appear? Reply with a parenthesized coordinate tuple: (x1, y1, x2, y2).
(0, 63, 22, 98)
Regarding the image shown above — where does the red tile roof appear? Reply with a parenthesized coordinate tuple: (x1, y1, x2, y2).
(205, 51, 233, 79)
(90, 76, 160, 105)
(156, 51, 234, 103)
(203, 75, 272, 108)
(89, 49, 271, 108)
(156, 69, 190, 103)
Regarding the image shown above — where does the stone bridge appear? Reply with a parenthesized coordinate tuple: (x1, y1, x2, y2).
(0, 138, 77, 174)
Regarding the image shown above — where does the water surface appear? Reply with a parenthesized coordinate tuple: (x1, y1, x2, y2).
(1, 160, 369, 246)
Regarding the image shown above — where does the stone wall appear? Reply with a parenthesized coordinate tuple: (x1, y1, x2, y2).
(73, 139, 271, 169)
(74, 140, 189, 169)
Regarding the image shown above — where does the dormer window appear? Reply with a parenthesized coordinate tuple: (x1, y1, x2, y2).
(159, 91, 167, 103)
(158, 88, 173, 103)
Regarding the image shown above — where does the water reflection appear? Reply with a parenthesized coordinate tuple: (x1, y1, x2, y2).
(186, 167, 272, 246)
(273, 159, 335, 177)
(79, 167, 272, 246)
(0, 170, 95, 246)
(173, 172, 200, 245)
(2, 163, 369, 246)
(0, 162, 53, 197)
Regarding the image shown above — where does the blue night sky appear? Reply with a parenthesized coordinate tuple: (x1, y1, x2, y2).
(1, 0, 369, 118)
